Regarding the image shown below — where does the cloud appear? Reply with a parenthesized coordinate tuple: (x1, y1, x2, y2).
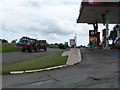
(0, 0, 94, 45)
(22, 18, 74, 38)
(26, 17, 90, 37)
(40, 18, 73, 35)
(1, 21, 18, 33)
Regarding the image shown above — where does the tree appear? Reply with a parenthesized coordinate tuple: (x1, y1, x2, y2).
(54, 43, 59, 46)
(11, 39, 17, 43)
(0, 39, 2, 43)
(109, 24, 119, 48)
(113, 24, 120, 31)
(58, 43, 66, 49)
(50, 43, 54, 45)
(2, 39, 8, 43)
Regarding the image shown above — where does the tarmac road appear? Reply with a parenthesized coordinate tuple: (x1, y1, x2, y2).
(2, 48, 60, 65)
(2, 48, 119, 88)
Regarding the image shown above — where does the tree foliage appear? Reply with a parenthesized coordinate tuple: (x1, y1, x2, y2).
(109, 24, 120, 40)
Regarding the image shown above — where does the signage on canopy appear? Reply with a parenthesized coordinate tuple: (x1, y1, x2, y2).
(89, 30, 95, 36)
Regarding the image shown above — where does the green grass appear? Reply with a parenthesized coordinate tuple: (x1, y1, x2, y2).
(2, 46, 22, 52)
(0, 43, 22, 52)
(2, 50, 68, 72)
(49, 45, 59, 48)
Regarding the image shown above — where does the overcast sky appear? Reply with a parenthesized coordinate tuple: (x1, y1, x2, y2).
(0, 0, 115, 45)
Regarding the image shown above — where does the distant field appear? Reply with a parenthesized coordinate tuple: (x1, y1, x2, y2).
(0, 43, 22, 52)
(49, 45, 59, 48)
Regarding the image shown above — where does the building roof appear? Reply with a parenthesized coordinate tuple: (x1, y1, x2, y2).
(77, 1, 120, 24)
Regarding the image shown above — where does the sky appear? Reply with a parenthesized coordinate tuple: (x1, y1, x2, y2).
(0, 0, 115, 45)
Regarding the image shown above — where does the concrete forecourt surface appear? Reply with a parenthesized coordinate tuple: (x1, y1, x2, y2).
(2, 48, 118, 88)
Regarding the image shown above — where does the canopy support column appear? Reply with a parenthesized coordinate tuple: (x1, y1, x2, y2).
(93, 21, 98, 48)
(102, 13, 109, 49)
(106, 15, 109, 49)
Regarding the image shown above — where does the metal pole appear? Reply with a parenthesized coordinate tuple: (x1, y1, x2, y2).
(75, 33, 77, 48)
(74, 33, 77, 48)
(106, 15, 109, 49)
(74, 36, 75, 48)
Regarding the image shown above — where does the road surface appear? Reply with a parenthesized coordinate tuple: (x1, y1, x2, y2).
(2, 48, 60, 65)
(2, 48, 119, 88)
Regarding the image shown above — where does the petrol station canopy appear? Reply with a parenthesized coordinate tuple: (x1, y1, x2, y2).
(77, 0, 120, 24)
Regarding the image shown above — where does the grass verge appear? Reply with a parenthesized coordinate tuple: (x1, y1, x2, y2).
(0, 43, 22, 52)
(2, 50, 68, 72)
(2, 46, 22, 52)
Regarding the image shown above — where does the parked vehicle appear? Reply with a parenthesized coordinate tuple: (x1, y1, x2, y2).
(114, 38, 120, 49)
(17, 37, 47, 52)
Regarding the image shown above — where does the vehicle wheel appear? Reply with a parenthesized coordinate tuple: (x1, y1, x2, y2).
(44, 48, 47, 51)
(35, 46, 39, 52)
(22, 47, 25, 52)
(28, 47, 35, 53)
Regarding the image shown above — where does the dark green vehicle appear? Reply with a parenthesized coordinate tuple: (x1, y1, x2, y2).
(17, 37, 47, 53)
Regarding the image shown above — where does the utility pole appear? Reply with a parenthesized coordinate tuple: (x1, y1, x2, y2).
(74, 33, 77, 48)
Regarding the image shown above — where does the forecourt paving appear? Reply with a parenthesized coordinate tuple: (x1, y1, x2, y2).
(66, 48, 81, 65)
(2, 48, 118, 88)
